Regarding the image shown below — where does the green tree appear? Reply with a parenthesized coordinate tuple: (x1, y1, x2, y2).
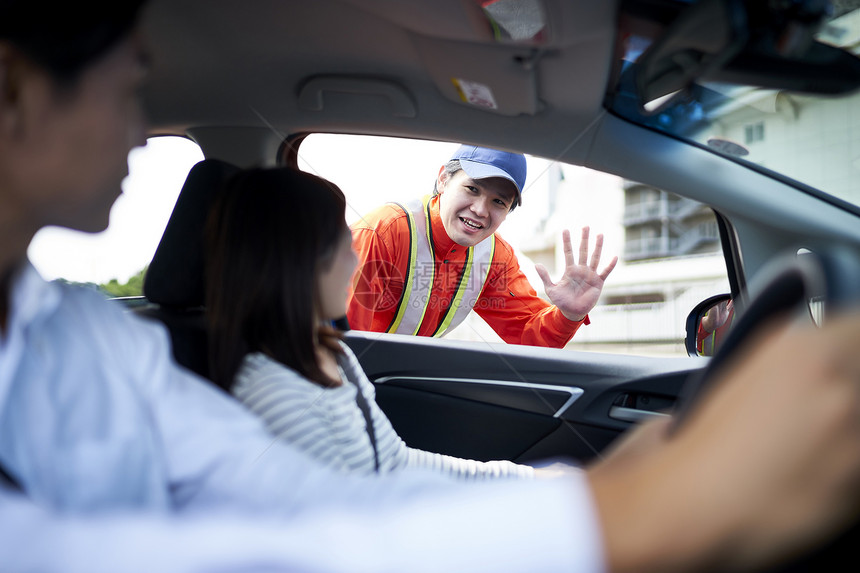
(100, 266, 147, 297)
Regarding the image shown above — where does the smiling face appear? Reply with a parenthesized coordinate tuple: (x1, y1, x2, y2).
(317, 227, 359, 321)
(436, 168, 517, 247)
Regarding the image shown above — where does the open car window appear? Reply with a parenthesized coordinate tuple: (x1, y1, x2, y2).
(297, 133, 729, 356)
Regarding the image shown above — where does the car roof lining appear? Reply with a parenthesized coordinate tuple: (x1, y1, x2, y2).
(140, 0, 860, 286)
(140, 0, 615, 165)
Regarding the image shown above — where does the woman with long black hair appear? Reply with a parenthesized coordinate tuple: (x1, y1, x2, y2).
(205, 167, 534, 479)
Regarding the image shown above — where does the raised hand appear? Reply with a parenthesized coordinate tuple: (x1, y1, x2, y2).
(535, 227, 617, 322)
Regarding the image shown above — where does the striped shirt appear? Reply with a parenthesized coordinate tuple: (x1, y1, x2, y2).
(232, 343, 534, 480)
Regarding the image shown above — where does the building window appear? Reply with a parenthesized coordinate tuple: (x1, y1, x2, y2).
(744, 121, 764, 144)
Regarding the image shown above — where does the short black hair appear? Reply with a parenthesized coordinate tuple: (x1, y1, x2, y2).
(0, 1, 147, 86)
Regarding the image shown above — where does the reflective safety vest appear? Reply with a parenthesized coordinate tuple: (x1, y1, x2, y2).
(386, 196, 495, 337)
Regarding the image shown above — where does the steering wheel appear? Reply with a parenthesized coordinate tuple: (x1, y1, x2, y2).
(674, 248, 860, 426)
(672, 247, 860, 571)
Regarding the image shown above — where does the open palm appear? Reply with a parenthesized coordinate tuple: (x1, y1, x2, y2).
(535, 227, 617, 322)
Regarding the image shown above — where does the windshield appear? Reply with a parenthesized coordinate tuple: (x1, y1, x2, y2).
(608, 1, 860, 211)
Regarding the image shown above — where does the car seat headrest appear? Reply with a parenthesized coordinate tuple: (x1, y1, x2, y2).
(144, 158, 240, 308)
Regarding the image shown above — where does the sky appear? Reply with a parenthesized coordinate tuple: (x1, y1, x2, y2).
(27, 134, 623, 286)
(28, 137, 204, 284)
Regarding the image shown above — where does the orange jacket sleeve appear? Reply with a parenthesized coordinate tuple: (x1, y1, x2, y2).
(475, 236, 587, 348)
(347, 204, 587, 348)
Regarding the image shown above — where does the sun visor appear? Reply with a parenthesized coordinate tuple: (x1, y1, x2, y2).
(337, 0, 546, 46)
(414, 36, 543, 116)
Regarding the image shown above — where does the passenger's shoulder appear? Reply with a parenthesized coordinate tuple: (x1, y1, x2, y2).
(235, 352, 306, 390)
(337, 341, 375, 392)
(336, 341, 366, 375)
(48, 284, 179, 382)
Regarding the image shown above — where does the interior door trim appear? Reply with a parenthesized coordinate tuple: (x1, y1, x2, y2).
(373, 376, 585, 418)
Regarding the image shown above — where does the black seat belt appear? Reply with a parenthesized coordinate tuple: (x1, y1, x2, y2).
(352, 380, 380, 473)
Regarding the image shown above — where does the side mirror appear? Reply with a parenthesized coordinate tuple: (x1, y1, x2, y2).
(685, 294, 734, 357)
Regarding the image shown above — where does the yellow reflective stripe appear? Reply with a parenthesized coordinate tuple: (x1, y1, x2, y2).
(386, 205, 418, 334)
(433, 246, 474, 337)
(389, 196, 495, 337)
(411, 197, 435, 334)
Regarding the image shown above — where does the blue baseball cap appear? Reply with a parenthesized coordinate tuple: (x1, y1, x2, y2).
(450, 145, 527, 206)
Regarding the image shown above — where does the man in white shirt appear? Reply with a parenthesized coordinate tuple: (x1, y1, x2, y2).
(2, 2, 860, 573)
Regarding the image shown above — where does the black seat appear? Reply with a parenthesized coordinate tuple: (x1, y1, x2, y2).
(137, 158, 240, 379)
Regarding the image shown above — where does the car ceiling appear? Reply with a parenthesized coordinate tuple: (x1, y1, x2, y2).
(139, 0, 860, 279)
(140, 0, 618, 164)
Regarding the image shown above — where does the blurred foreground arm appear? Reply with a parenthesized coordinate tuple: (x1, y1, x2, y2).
(589, 311, 860, 572)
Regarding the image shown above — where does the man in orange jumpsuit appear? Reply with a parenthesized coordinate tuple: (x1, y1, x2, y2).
(347, 145, 617, 348)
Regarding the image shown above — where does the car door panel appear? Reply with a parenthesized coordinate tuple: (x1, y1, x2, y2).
(344, 331, 700, 465)
(374, 384, 561, 462)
